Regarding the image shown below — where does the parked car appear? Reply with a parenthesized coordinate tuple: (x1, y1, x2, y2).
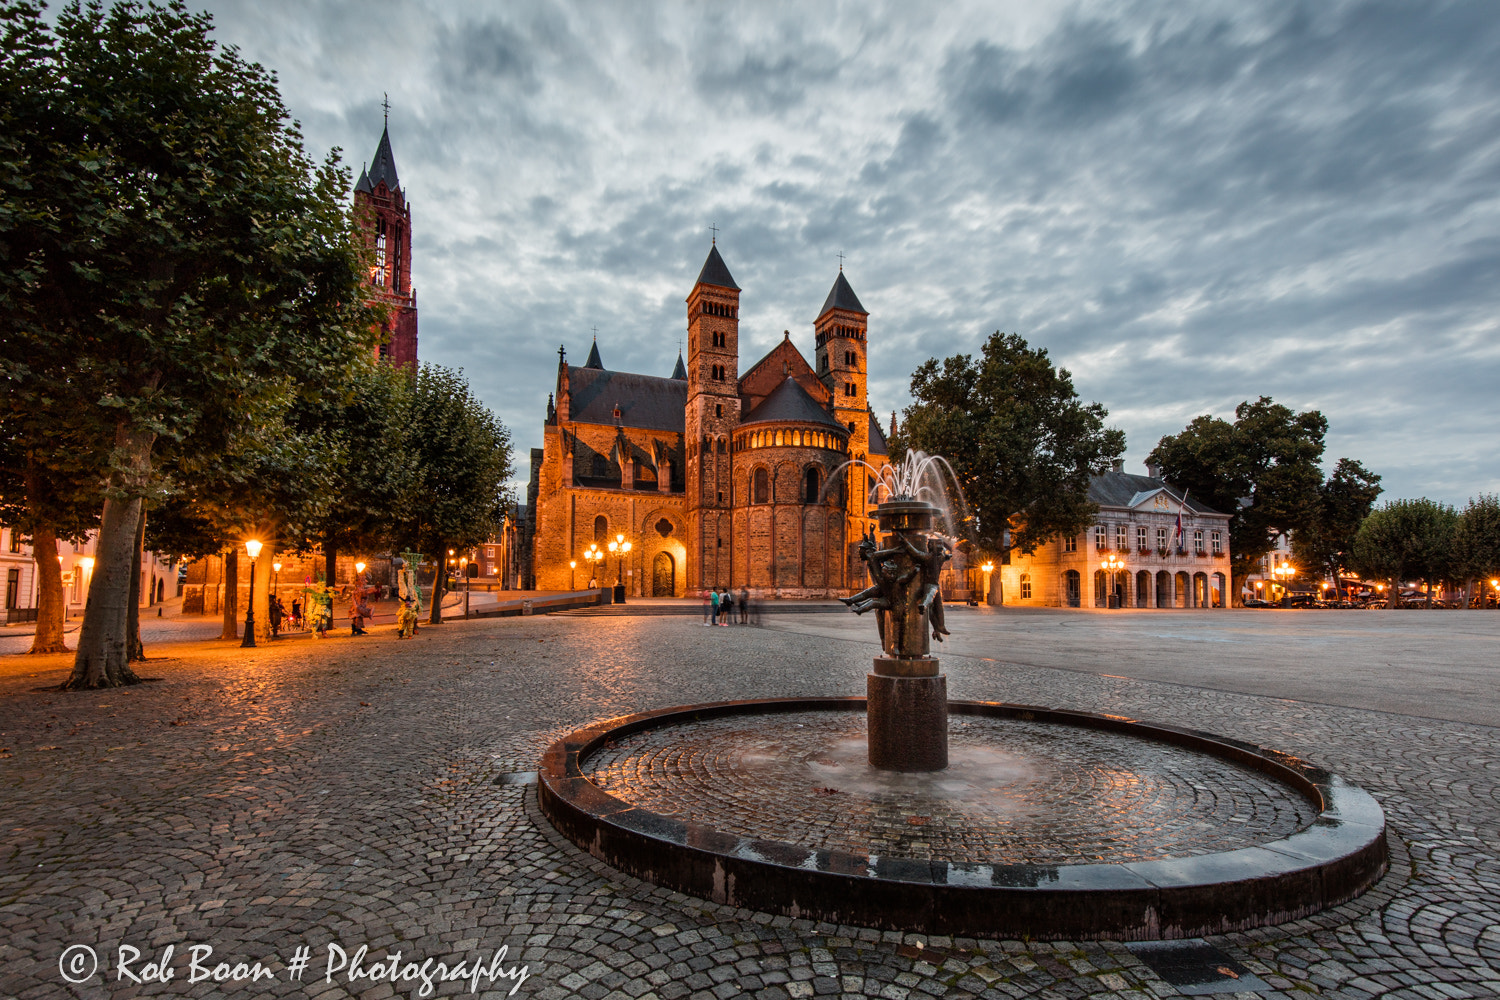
(1242, 598, 1274, 608)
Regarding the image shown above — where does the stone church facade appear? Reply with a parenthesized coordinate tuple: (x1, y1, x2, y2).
(526, 244, 890, 598)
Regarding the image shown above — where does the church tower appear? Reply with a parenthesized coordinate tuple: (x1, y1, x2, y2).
(353, 112, 418, 366)
(815, 268, 872, 526)
(684, 241, 741, 591)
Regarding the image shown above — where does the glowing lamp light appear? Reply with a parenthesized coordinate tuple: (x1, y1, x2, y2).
(80, 556, 95, 571)
(355, 561, 367, 574)
(981, 562, 994, 573)
(272, 562, 282, 573)
(570, 560, 577, 570)
(244, 539, 262, 559)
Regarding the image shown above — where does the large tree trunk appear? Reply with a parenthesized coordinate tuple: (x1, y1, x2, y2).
(28, 522, 69, 654)
(221, 548, 238, 639)
(67, 425, 153, 688)
(429, 544, 446, 624)
(127, 508, 146, 661)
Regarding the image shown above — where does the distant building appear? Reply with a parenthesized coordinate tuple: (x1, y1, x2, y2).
(998, 463, 1233, 608)
(354, 119, 418, 366)
(525, 243, 891, 597)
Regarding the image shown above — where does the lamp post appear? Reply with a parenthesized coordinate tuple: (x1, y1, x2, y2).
(1102, 552, 1124, 608)
(271, 561, 282, 636)
(980, 562, 995, 605)
(460, 556, 470, 619)
(569, 560, 577, 590)
(584, 543, 602, 590)
(241, 539, 262, 647)
(607, 533, 632, 604)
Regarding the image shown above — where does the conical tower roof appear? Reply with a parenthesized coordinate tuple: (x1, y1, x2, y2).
(818, 270, 866, 318)
(368, 126, 400, 192)
(670, 351, 688, 380)
(355, 163, 372, 194)
(584, 339, 604, 370)
(694, 244, 739, 290)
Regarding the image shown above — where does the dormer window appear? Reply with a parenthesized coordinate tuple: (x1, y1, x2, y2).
(612, 403, 622, 423)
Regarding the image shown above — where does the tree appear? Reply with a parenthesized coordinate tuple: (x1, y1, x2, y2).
(1291, 458, 1383, 599)
(1452, 494, 1500, 607)
(1351, 498, 1458, 607)
(0, 2, 378, 686)
(387, 365, 512, 625)
(1149, 397, 1327, 605)
(894, 332, 1125, 600)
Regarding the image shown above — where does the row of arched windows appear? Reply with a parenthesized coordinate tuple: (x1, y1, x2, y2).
(815, 324, 865, 345)
(701, 301, 737, 318)
(735, 427, 846, 452)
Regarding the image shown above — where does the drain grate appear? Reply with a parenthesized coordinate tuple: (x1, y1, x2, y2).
(493, 770, 538, 786)
(1126, 939, 1269, 995)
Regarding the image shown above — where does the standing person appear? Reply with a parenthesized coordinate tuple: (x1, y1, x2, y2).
(720, 588, 733, 626)
(268, 595, 283, 637)
(739, 587, 749, 625)
(290, 598, 302, 630)
(710, 587, 720, 626)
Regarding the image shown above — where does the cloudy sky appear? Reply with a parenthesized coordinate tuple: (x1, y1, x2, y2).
(200, 0, 1498, 504)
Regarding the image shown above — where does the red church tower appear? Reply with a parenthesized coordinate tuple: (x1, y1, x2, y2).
(354, 116, 418, 366)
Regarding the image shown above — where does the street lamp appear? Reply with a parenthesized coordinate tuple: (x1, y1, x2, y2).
(570, 560, 577, 590)
(584, 543, 603, 589)
(241, 539, 262, 647)
(980, 562, 995, 605)
(460, 555, 470, 619)
(1102, 552, 1125, 608)
(607, 533, 632, 604)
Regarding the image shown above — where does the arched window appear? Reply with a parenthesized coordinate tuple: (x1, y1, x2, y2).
(753, 467, 769, 504)
(804, 466, 821, 504)
(594, 515, 608, 543)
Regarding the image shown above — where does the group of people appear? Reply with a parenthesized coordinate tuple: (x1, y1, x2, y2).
(262, 586, 375, 639)
(703, 587, 755, 626)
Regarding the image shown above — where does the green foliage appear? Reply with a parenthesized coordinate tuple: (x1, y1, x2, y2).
(1291, 458, 1383, 587)
(893, 332, 1125, 555)
(1452, 494, 1500, 583)
(389, 363, 513, 558)
(1149, 397, 1328, 590)
(1352, 498, 1458, 598)
(0, 0, 380, 685)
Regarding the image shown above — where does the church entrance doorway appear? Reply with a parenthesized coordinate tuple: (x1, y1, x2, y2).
(652, 551, 675, 597)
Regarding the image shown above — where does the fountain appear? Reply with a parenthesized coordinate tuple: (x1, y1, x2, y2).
(535, 452, 1389, 939)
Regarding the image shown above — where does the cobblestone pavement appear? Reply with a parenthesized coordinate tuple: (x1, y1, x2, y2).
(0, 611, 1496, 999)
(586, 711, 1315, 864)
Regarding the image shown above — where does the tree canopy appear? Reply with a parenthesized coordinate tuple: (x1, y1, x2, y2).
(1149, 397, 1328, 602)
(894, 332, 1125, 567)
(1352, 498, 1458, 606)
(1290, 458, 1383, 593)
(0, 0, 378, 685)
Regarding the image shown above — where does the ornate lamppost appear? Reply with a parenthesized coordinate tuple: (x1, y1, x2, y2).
(584, 543, 603, 589)
(1102, 551, 1125, 608)
(980, 561, 995, 605)
(607, 533, 632, 604)
(569, 560, 577, 590)
(241, 539, 262, 647)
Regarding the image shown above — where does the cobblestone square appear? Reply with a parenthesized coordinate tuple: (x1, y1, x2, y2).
(1, 606, 1496, 999)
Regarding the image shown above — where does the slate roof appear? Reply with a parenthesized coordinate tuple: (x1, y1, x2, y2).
(868, 411, 889, 455)
(741, 377, 847, 430)
(818, 270, 867, 317)
(368, 126, 399, 192)
(1087, 471, 1228, 516)
(355, 164, 372, 194)
(670, 352, 687, 380)
(566, 367, 686, 432)
(584, 340, 604, 370)
(694, 244, 739, 290)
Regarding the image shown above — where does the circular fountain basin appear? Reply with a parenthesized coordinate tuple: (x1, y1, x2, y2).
(537, 698, 1387, 940)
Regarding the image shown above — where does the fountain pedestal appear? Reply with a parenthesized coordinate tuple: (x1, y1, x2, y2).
(868, 656, 947, 771)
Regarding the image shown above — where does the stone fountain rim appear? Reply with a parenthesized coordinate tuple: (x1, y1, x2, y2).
(536, 697, 1388, 941)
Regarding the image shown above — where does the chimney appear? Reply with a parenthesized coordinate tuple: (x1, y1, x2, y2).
(1146, 461, 1161, 479)
(1111, 458, 1124, 473)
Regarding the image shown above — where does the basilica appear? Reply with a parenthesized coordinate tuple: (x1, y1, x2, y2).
(524, 244, 891, 598)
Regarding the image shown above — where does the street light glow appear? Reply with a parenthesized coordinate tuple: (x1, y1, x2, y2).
(244, 539, 262, 559)
(355, 561, 366, 574)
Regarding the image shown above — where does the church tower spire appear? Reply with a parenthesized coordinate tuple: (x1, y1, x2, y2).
(816, 266, 871, 525)
(684, 240, 741, 592)
(353, 106, 418, 366)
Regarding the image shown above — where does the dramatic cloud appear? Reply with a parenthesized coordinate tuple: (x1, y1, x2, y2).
(200, 0, 1500, 503)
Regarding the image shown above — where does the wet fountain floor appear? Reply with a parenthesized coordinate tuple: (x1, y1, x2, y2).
(585, 710, 1318, 865)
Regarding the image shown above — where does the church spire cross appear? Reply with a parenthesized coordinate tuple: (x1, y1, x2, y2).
(837, 250, 845, 271)
(709, 222, 718, 245)
(382, 92, 390, 126)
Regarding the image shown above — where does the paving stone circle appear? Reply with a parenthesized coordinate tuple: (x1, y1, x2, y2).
(586, 710, 1317, 865)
